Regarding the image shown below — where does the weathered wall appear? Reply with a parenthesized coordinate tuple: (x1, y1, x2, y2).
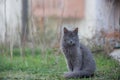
(0, 0, 22, 43)
(78, 0, 96, 39)
(0, 1, 5, 42)
(94, 0, 120, 46)
(96, 0, 114, 31)
(1, 0, 119, 46)
(96, 0, 120, 31)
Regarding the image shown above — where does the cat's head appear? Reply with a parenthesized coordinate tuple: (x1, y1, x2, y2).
(62, 27, 79, 46)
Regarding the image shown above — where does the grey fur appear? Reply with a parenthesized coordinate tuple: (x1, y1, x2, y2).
(61, 27, 96, 79)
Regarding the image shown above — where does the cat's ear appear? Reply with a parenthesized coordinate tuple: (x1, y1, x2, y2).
(73, 27, 78, 34)
(64, 27, 68, 33)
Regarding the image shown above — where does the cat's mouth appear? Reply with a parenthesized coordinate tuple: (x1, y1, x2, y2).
(68, 43, 75, 46)
(68, 40, 75, 46)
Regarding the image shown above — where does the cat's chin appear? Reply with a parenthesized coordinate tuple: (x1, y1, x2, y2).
(63, 44, 76, 48)
(66, 44, 76, 46)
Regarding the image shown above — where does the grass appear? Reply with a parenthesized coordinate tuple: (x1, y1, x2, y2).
(0, 49, 120, 80)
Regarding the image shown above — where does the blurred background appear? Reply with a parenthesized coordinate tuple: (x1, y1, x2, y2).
(0, 0, 120, 54)
(0, 0, 120, 79)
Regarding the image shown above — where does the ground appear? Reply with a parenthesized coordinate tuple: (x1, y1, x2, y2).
(0, 48, 120, 80)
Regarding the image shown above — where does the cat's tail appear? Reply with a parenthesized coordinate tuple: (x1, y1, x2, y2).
(64, 70, 94, 79)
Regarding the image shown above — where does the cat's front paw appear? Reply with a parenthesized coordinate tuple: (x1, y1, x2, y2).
(63, 72, 73, 78)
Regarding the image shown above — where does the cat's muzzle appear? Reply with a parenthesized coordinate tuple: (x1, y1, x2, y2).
(68, 40, 75, 46)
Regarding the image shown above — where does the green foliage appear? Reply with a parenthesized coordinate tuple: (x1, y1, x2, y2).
(0, 49, 120, 80)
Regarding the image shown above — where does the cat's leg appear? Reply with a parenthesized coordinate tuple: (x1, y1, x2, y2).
(66, 59, 73, 71)
(67, 62, 73, 71)
(64, 59, 81, 78)
(73, 55, 82, 71)
(63, 61, 73, 77)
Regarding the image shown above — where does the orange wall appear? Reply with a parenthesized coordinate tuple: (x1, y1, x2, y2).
(32, 0, 84, 18)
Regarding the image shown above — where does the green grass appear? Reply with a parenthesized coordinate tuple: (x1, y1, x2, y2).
(0, 49, 120, 80)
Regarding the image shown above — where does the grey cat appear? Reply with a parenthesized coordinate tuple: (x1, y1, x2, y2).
(61, 27, 96, 79)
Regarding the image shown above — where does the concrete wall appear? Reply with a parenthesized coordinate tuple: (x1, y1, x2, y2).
(81, 0, 119, 40)
(0, 0, 22, 43)
(0, 1, 5, 42)
(78, 0, 120, 45)
(96, 0, 114, 31)
(77, 0, 96, 40)
(94, 0, 120, 46)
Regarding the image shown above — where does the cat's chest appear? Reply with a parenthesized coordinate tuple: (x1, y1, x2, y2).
(63, 47, 79, 57)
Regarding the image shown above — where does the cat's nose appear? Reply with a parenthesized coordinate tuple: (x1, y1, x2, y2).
(69, 40, 74, 45)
